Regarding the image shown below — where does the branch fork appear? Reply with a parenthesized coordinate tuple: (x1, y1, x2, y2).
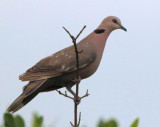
(56, 90, 73, 100)
(57, 89, 89, 103)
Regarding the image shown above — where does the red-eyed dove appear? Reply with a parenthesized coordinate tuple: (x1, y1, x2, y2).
(7, 16, 127, 113)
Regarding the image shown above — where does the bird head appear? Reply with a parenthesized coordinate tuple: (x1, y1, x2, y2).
(101, 16, 127, 32)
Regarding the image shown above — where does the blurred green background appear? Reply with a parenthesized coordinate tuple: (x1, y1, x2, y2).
(0, 113, 139, 127)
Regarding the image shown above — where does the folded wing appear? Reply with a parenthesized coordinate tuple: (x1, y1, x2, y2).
(19, 44, 96, 81)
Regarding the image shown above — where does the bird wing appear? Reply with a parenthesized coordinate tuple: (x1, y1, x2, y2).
(19, 44, 96, 81)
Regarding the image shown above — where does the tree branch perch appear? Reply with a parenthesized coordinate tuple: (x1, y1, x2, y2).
(56, 25, 88, 127)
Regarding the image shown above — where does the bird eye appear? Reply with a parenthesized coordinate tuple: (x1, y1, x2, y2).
(112, 19, 117, 23)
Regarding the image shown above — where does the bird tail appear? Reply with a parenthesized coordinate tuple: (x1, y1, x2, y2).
(7, 92, 38, 113)
(7, 79, 46, 113)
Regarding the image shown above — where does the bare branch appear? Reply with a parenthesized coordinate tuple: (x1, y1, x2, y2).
(78, 112, 81, 126)
(62, 26, 89, 127)
(56, 90, 73, 100)
(70, 122, 74, 127)
(76, 26, 86, 39)
(80, 90, 89, 100)
(63, 27, 73, 39)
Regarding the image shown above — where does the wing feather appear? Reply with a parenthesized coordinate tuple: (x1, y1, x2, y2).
(19, 43, 96, 81)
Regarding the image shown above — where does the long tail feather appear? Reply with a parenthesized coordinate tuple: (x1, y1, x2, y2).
(7, 79, 46, 113)
(7, 92, 38, 113)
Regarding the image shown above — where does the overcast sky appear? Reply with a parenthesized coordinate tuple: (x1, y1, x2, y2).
(0, 0, 160, 127)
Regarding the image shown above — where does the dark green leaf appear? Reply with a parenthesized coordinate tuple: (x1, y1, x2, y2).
(15, 115, 25, 127)
(4, 113, 16, 127)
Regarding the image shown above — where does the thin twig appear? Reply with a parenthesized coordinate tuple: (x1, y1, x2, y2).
(70, 122, 74, 127)
(76, 26, 86, 39)
(63, 27, 74, 39)
(80, 90, 89, 99)
(56, 90, 73, 100)
(77, 112, 81, 126)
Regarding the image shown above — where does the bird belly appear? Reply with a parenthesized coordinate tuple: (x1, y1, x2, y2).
(79, 57, 101, 79)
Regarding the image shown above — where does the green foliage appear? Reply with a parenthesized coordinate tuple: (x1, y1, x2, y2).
(97, 119, 118, 127)
(32, 113, 43, 127)
(2, 113, 43, 127)
(3, 113, 25, 127)
(15, 115, 25, 127)
(130, 118, 139, 127)
(1, 112, 139, 127)
(4, 113, 16, 127)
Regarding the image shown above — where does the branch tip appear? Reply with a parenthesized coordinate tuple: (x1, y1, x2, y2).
(78, 50, 83, 53)
(78, 112, 81, 126)
(76, 25, 86, 39)
(70, 121, 74, 127)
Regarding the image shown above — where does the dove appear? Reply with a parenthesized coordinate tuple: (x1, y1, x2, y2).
(7, 16, 127, 113)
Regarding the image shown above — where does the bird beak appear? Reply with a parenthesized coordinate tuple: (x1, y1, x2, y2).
(120, 25, 127, 32)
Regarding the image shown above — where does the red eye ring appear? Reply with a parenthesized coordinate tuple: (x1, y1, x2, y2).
(112, 19, 117, 23)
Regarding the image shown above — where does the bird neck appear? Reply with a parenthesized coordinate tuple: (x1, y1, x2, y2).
(91, 27, 112, 55)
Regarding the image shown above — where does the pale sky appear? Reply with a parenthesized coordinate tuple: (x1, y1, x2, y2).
(0, 0, 160, 127)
